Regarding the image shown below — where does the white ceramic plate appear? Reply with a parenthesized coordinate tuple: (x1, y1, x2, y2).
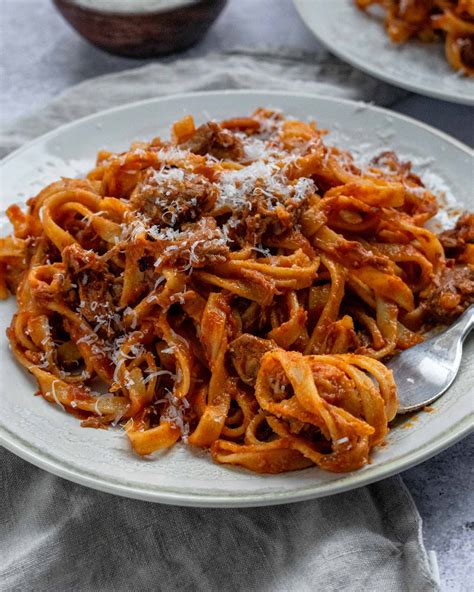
(1, 91, 473, 507)
(294, 0, 474, 106)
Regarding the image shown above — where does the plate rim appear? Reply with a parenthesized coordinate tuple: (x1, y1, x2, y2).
(293, 0, 474, 107)
(1, 409, 472, 507)
(1, 89, 473, 167)
(1, 89, 473, 507)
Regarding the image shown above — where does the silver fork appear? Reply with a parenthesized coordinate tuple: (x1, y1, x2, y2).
(387, 305, 474, 414)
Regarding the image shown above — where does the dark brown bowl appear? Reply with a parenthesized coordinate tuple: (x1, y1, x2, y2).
(53, 0, 227, 58)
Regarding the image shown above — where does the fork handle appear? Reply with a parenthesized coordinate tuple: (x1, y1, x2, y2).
(445, 304, 474, 343)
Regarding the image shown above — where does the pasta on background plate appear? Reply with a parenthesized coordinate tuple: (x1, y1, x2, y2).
(355, 0, 474, 76)
(1, 108, 472, 474)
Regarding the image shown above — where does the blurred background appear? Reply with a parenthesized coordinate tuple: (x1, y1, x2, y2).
(1, 0, 473, 146)
(2, 0, 315, 120)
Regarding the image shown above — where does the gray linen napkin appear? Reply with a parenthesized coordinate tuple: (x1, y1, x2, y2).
(0, 50, 439, 592)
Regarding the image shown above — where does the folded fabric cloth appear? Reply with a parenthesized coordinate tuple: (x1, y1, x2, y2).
(1, 448, 437, 592)
(0, 48, 408, 158)
(0, 49, 439, 592)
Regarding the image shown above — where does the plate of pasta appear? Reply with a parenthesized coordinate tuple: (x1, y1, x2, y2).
(294, 0, 474, 105)
(0, 90, 472, 506)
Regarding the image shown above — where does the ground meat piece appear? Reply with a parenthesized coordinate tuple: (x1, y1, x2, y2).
(153, 217, 230, 271)
(369, 151, 438, 222)
(62, 244, 117, 328)
(460, 37, 474, 71)
(221, 180, 315, 248)
(422, 262, 474, 323)
(327, 238, 392, 272)
(396, 0, 432, 24)
(370, 151, 414, 177)
(236, 201, 294, 246)
(439, 213, 474, 258)
(181, 219, 230, 267)
(62, 243, 105, 277)
(229, 334, 278, 385)
(181, 122, 244, 161)
(130, 168, 218, 227)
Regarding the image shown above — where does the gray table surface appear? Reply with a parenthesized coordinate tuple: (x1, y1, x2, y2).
(1, 1, 472, 590)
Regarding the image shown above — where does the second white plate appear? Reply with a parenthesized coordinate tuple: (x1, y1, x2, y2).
(294, 0, 474, 106)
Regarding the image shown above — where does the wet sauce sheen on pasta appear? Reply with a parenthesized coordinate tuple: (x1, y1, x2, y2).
(355, 0, 474, 75)
(1, 109, 473, 474)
